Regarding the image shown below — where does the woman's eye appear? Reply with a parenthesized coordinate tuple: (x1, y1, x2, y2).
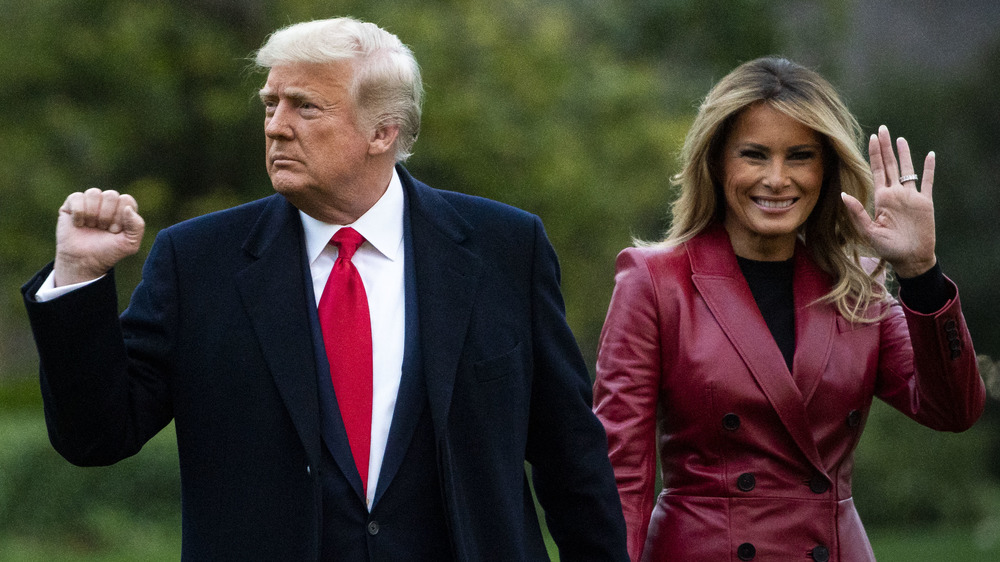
(740, 149, 766, 160)
(789, 151, 816, 160)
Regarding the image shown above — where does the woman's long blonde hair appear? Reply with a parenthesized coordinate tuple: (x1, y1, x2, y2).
(660, 56, 887, 322)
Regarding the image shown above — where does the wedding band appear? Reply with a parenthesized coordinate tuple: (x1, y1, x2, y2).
(899, 174, 918, 184)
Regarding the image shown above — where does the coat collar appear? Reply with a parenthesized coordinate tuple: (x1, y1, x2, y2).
(689, 223, 835, 476)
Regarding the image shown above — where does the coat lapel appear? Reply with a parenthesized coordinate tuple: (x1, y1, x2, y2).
(791, 250, 836, 405)
(235, 195, 322, 469)
(689, 225, 826, 475)
(400, 167, 482, 437)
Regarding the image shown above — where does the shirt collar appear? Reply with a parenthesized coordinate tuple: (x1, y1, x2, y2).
(299, 168, 405, 264)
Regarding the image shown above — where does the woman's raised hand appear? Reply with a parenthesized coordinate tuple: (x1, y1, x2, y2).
(841, 125, 937, 278)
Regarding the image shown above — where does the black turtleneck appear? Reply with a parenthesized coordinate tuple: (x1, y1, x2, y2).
(737, 256, 796, 371)
(736, 257, 951, 374)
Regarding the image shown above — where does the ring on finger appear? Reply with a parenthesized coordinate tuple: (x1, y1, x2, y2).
(899, 174, 918, 184)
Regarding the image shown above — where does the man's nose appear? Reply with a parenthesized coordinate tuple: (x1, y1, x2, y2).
(265, 103, 294, 139)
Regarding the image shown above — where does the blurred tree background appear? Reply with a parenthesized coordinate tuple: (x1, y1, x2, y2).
(1, 0, 998, 559)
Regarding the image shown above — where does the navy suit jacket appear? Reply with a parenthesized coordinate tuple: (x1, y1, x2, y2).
(23, 166, 628, 561)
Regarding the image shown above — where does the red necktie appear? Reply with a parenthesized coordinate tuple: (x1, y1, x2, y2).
(318, 227, 372, 494)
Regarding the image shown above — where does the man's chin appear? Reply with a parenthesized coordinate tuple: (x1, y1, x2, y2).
(269, 177, 306, 197)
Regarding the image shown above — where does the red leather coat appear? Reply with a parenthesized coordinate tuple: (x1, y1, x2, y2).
(593, 224, 985, 562)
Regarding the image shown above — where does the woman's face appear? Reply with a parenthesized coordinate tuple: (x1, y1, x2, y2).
(720, 103, 825, 261)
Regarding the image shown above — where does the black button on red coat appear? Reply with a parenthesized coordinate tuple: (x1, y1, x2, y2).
(737, 542, 756, 560)
(809, 473, 830, 494)
(811, 545, 830, 561)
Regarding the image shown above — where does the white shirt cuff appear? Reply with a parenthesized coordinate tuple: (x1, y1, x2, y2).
(33, 271, 105, 302)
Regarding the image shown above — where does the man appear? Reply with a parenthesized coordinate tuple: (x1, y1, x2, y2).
(21, 17, 627, 561)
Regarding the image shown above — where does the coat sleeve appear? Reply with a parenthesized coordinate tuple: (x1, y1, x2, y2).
(875, 277, 985, 431)
(21, 231, 178, 466)
(592, 248, 664, 562)
(522, 216, 629, 562)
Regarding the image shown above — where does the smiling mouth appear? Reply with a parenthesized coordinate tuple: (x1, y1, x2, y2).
(753, 197, 797, 209)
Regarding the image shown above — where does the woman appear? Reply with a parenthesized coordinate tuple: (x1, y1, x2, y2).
(593, 57, 985, 562)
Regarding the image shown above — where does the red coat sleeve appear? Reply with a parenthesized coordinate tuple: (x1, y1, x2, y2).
(876, 277, 985, 431)
(593, 248, 665, 561)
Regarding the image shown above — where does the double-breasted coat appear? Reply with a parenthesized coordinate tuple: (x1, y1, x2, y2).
(593, 224, 985, 561)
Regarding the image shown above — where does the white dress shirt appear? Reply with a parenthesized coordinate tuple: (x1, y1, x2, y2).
(35, 169, 408, 512)
(299, 169, 406, 511)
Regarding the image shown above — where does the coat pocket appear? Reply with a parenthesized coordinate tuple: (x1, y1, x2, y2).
(473, 341, 525, 383)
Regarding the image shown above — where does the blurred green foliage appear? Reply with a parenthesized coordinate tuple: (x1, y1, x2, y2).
(854, 397, 999, 527)
(2, 0, 999, 558)
(0, 412, 181, 559)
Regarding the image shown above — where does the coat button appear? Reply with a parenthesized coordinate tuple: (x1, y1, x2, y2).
(737, 542, 756, 560)
(723, 413, 741, 431)
(809, 474, 829, 494)
(811, 545, 830, 561)
(306, 464, 312, 475)
(737, 473, 756, 492)
(949, 339, 962, 359)
(846, 410, 862, 428)
(367, 521, 379, 535)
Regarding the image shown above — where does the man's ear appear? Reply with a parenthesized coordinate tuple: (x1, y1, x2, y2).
(369, 124, 400, 156)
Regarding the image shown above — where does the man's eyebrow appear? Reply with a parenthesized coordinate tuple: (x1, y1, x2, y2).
(257, 88, 314, 103)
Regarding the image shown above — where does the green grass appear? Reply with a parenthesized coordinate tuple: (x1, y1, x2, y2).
(869, 525, 1000, 561)
(0, 528, 182, 562)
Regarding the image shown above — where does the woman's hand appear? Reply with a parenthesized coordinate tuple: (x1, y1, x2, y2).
(841, 125, 937, 278)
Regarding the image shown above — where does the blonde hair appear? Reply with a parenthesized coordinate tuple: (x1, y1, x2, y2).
(660, 57, 886, 322)
(255, 17, 423, 162)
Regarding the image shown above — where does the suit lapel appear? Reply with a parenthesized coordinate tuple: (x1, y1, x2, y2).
(235, 195, 322, 470)
(689, 225, 826, 475)
(372, 185, 425, 506)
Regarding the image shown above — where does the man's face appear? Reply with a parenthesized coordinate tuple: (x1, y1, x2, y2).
(259, 61, 377, 222)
